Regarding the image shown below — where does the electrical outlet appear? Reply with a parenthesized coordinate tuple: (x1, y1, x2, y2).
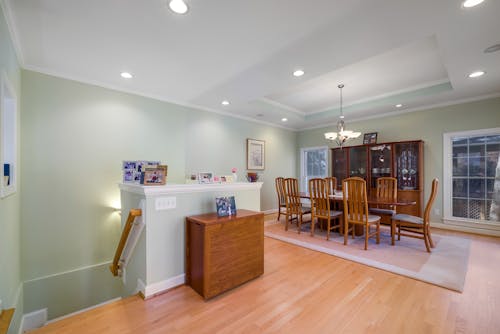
(155, 197, 176, 211)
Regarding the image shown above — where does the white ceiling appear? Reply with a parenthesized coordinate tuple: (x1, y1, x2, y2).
(4, 0, 500, 130)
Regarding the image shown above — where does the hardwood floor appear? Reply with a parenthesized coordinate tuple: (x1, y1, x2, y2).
(32, 229, 500, 334)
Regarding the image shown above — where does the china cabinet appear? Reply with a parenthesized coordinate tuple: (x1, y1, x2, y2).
(331, 140, 424, 217)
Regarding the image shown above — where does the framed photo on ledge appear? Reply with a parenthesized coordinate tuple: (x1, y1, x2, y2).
(363, 132, 378, 144)
(247, 138, 265, 170)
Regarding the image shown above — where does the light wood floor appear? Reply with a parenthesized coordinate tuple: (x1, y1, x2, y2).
(32, 228, 500, 334)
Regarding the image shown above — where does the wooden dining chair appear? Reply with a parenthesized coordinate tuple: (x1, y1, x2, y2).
(369, 177, 398, 221)
(309, 178, 343, 240)
(275, 177, 287, 222)
(342, 177, 381, 250)
(325, 176, 338, 194)
(284, 178, 311, 233)
(391, 178, 438, 252)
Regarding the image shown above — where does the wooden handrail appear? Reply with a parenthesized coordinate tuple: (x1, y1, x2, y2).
(110, 208, 142, 276)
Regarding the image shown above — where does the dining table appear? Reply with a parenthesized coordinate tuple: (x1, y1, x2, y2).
(299, 191, 417, 237)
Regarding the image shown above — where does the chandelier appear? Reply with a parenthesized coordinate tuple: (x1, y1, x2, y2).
(324, 84, 361, 148)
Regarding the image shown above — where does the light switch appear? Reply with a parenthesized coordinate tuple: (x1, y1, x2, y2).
(155, 197, 176, 210)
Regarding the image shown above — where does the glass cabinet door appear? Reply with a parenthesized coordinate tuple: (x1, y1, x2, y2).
(394, 142, 420, 190)
(331, 148, 347, 189)
(349, 146, 368, 180)
(369, 144, 392, 188)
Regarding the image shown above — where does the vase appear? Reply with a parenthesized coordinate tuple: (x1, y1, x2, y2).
(232, 173, 238, 182)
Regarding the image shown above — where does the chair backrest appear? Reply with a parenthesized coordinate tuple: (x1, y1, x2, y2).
(325, 177, 338, 195)
(423, 178, 439, 225)
(275, 177, 286, 207)
(376, 177, 397, 201)
(284, 178, 302, 214)
(342, 177, 369, 224)
(309, 178, 330, 219)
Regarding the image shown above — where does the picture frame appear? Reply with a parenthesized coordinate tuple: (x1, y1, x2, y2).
(363, 132, 378, 144)
(216, 196, 237, 217)
(198, 172, 214, 184)
(142, 166, 167, 185)
(247, 138, 265, 170)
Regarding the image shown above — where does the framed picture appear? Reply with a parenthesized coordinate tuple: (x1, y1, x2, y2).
(216, 196, 237, 217)
(142, 166, 167, 185)
(363, 132, 378, 144)
(198, 172, 214, 184)
(247, 138, 265, 170)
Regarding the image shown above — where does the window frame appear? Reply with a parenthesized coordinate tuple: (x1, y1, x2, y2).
(443, 127, 500, 230)
(300, 146, 329, 192)
(0, 71, 18, 199)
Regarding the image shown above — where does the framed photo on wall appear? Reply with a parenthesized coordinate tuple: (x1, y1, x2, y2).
(247, 139, 265, 170)
(363, 132, 378, 144)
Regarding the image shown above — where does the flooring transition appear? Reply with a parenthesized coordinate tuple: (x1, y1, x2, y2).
(31, 216, 500, 333)
(265, 220, 470, 291)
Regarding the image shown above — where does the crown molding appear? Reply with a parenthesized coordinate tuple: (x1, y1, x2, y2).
(301, 92, 500, 132)
(1, 0, 24, 66)
(22, 64, 299, 132)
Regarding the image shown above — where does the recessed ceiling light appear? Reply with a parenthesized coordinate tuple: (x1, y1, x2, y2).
(293, 70, 305, 77)
(468, 70, 485, 78)
(484, 44, 500, 53)
(120, 72, 133, 79)
(221, 100, 230, 106)
(395, 104, 403, 108)
(169, 0, 189, 14)
(462, 0, 485, 8)
(281, 118, 288, 122)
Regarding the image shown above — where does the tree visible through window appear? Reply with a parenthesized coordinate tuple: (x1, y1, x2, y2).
(301, 147, 328, 192)
(451, 133, 500, 222)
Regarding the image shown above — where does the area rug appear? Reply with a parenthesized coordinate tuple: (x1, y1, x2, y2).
(264, 220, 470, 292)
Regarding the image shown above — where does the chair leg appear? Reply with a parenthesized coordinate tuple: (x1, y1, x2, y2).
(364, 224, 369, 250)
(310, 217, 315, 237)
(391, 219, 395, 246)
(326, 218, 331, 240)
(344, 222, 348, 245)
(427, 225, 435, 248)
(285, 213, 289, 231)
(297, 215, 301, 234)
(376, 222, 380, 244)
(398, 225, 401, 240)
(423, 230, 431, 253)
(277, 208, 281, 222)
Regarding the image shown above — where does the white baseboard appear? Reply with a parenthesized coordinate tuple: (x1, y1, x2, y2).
(262, 209, 278, 214)
(140, 274, 186, 299)
(20, 308, 47, 333)
(431, 221, 500, 237)
(46, 297, 122, 325)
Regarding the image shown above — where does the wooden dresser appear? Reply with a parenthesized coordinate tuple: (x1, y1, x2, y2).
(185, 209, 264, 299)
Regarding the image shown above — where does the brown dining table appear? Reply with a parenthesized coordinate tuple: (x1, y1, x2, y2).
(298, 191, 416, 237)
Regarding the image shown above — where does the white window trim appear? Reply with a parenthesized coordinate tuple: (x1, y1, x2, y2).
(442, 127, 500, 231)
(300, 146, 328, 192)
(0, 71, 17, 199)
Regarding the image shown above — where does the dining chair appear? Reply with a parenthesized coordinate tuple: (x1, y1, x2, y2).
(284, 178, 311, 233)
(342, 177, 381, 250)
(275, 177, 287, 222)
(369, 177, 398, 221)
(391, 178, 438, 252)
(309, 178, 343, 240)
(325, 176, 338, 194)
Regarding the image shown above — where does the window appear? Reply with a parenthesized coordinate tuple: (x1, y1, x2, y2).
(300, 146, 328, 192)
(1, 72, 17, 198)
(443, 128, 500, 228)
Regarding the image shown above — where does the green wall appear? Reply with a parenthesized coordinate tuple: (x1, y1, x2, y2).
(20, 70, 296, 319)
(0, 2, 22, 333)
(298, 97, 500, 223)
